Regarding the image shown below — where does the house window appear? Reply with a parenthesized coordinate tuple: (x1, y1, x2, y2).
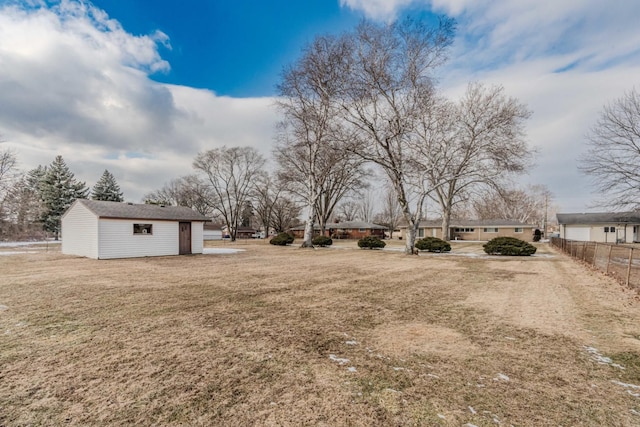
(484, 228, 498, 233)
(359, 228, 366, 232)
(604, 226, 615, 233)
(133, 223, 153, 235)
(514, 228, 523, 233)
(418, 228, 424, 237)
(455, 227, 475, 233)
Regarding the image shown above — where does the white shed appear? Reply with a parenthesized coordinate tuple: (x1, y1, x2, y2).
(61, 199, 209, 259)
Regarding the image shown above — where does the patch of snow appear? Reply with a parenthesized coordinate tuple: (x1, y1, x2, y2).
(345, 340, 358, 345)
(0, 251, 37, 256)
(347, 366, 357, 372)
(464, 424, 479, 427)
(392, 367, 405, 371)
(585, 346, 625, 369)
(631, 409, 640, 416)
(426, 373, 440, 379)
(469, 406, 477, 414)
(384, 388, 401, 393)
(504, 336, 516, 341)
(494, 373, 510, 382)
(202, 248, 245, 255)
(0, 305, 7, 311)
(437, 413, 446, 419)
(329, 354, 350, 365)
(0, 241, 60, 247)
(612, 380, 640, 390)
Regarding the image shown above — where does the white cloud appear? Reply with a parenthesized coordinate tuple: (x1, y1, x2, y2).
(0, 1, 278, 202)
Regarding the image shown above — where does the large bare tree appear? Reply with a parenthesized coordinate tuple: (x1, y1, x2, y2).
(144, 175, 214, 217)
(193, 146, 265, 241)
(421, 83, 532, 239)
(275, 35, 367, 247)
(472, 184, 553, 226)
(336, 17, 456, 253)
(374, 184, 404, 238)
(579, 88, 640, 210)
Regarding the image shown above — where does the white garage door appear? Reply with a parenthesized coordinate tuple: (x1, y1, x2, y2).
(565, 226, 591, 241)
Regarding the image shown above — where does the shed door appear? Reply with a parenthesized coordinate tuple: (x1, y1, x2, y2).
(179, 222, 192, 255)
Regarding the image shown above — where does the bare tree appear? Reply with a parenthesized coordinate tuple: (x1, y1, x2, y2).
(472, 184, 553, 225)
(144, 175, 214, 217)
(357, 189, 376, 223)
(336, 17, 456, 253)
(270, 197, 302, 233)
(193, 146, 266, 241)
(336, 199, 359, 221)
(579, 88, 640, 210)
(375, 184, 403, 238)
(275, 35, 367, 247)
(251, 172, 282, 237)
(421, 83, 532, 240)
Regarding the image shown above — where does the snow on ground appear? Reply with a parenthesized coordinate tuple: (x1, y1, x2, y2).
(202, 248, 245, 255)
(0, 241, 60, 247)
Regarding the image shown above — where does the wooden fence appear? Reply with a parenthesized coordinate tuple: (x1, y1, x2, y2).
(550, 237, 640, 291)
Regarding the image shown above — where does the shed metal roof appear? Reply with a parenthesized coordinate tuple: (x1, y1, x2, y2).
(556, 212, 640, 225)
(73, 199, 209, 221)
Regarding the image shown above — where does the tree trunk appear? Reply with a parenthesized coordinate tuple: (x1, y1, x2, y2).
(301, 203, 315, 248)
(405, 219, 419, 254)
(441, 210, 451, 241)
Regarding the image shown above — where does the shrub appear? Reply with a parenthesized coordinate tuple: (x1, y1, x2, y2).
(415, 236, 451, 253)
(533, 229, 542, 242)
(357, 236, 386, 249)
(269, 232, 294, 246)
(483, 237, 537, 256)
(312, 235, 333, 247)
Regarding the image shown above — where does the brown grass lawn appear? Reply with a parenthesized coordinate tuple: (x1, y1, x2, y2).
(3, 241, 640, 426)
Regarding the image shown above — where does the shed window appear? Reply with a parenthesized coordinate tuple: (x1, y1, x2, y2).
(133, 223, 153, 235)
(515, 228, 523, 233)
(484, 227, 498, 233)
(604, 226, 615, 233)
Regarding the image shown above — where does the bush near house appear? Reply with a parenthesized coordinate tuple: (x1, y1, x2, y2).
(269, 232, 294, 246)
(483, 237, 537, 256)
(415, 236, 451, 253)
(533, 229, 542, 242)
(357, 236, 386, 249)
(312, 236, 333, 247)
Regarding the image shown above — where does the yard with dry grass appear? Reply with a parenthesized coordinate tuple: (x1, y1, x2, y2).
(3, 240, 640, 425)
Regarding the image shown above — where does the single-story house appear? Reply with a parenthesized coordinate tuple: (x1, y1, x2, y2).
(204, 222, 224, 240)
(290, 221, 387, 239)
(61, 199, 209, 259)
(399, 219, 539, 242)
(221, 225, 257, 239)
(557, 212, 640, 243)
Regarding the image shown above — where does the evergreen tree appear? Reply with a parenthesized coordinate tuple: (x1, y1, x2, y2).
(92, 169, 124, 202)
(40, 156, 88, 239)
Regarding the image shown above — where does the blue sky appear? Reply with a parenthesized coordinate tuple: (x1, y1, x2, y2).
(90, 0, 362, 96)
(1, 0, 640, 213)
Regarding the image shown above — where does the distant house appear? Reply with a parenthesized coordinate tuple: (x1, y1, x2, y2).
(203, 222, 224, 241)
(557, 212, 640, 243)
(399, 219, 538, 242)
(221, 225, 257, 239)
(289, 221, 387, 239)
(61, 199, 209, 259)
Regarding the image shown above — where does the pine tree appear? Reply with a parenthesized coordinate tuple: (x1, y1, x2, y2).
(40, 156, 88, 239)
(92, 169, 124, 202)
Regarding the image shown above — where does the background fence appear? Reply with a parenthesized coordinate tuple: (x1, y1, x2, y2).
(550, 237, 640, 291)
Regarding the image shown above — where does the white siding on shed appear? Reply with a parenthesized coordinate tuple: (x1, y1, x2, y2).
(191, 222, 204, 254)
(61, 202, 99, 258)
(97, 220, 179, 259)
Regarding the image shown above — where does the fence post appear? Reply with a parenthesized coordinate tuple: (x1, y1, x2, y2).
(626, 247, 634, 287)
(593, 243, 598, 266)
(582, 242, 587, 261)
(606, 245, 613, 274)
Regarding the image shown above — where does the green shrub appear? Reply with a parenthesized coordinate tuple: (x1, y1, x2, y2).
(312, 235, 333, 247)
(483, 236, 537, 256)
(357, 236, 386, 249)
(415, 236, 451, 253)
(270, 232, 294, 246)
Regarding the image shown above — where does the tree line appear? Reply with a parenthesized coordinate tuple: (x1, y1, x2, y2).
(0, 153, 122, 240)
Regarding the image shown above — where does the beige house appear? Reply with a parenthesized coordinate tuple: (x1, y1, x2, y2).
(557, 212, 640, 243)
(62, 199, 208, 259)
(400, 219, 538, 242)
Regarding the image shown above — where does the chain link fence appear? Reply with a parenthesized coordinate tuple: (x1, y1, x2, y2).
(550, 237, 640, 290)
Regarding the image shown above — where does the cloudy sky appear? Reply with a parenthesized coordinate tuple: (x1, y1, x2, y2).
(1, 0, 639, 212)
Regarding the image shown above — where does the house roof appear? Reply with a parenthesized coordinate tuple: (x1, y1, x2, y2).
(71, 199, 209, 221)
(400, 219, 537, 228)
(556, 212, 640, 225)
(290, 221, 388, 231)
